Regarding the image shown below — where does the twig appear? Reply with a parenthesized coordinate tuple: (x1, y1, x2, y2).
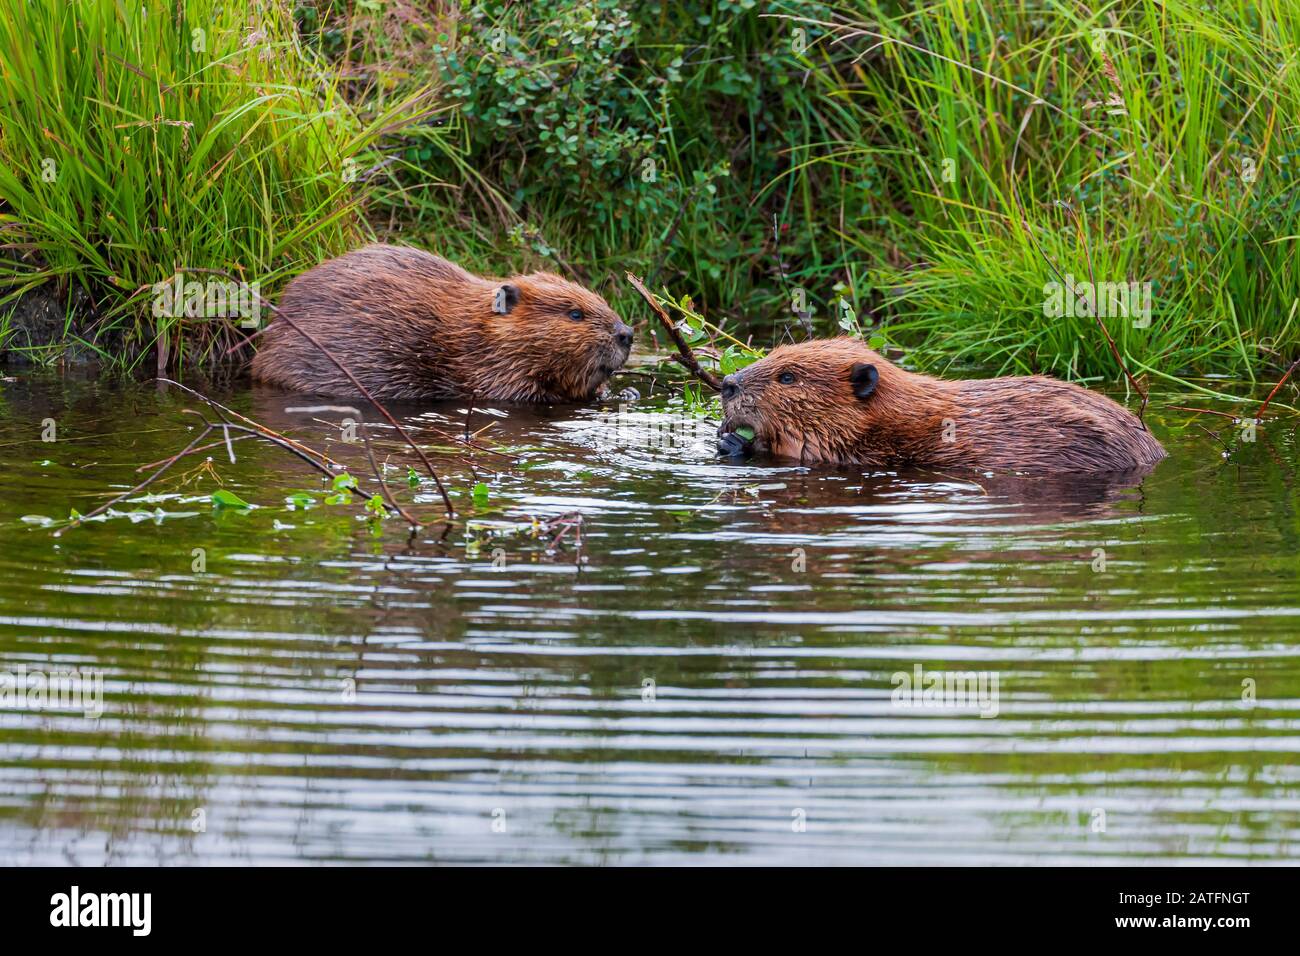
(178, 411, 408, 521)
(542, 512, 585, 562)
(625, 272, 722, 390)
(55, 425, 216, 535)
(60, 387, 421, 533)
(1192, 422, 1232, 455)
(158, 377, 340, 469)
(1254, 355, 1300, 423)
(136, 433, 254, 471)
(1165, 405, 1239, 421)
(220, 424, 236, 464)
(284, 405, 421, 527)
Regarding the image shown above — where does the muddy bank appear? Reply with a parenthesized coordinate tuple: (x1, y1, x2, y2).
(1, 276, 118, 365)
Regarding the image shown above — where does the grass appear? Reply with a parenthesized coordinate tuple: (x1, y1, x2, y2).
(798, 0, 1300, 383)
(2, 0, 1299, 390)
(0, 0, 428, 369)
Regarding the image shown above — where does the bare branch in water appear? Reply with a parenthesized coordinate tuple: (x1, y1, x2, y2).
(285, 404, 421, 526)
(58, 387, 424, 534)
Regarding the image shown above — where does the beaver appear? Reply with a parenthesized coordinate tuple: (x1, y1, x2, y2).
(250, 244, 634, 402)
(716, 338, 1165, 475)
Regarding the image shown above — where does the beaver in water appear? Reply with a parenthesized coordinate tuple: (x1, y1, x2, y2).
(716, 338, 1165, 475)
(251, 244, 634, 402)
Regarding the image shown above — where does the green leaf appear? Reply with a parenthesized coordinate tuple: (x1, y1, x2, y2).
(471, 482, 491, 505)
(211, 490, 251, 509)
(332, 473, 358, 492)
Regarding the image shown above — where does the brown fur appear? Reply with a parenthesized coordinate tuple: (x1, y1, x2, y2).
(718, 338, 1166, 475)
(251, 244, 633, 401)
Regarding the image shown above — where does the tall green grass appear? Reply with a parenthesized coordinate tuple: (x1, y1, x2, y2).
(788, 0, 1300, 383)
(0, 0, 428, 368)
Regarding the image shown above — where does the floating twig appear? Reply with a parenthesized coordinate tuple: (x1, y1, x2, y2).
(158, 377, 340, 469)
(58, 388, 420, 533)
(541, 511, 585, 561)
(56, 426, 217, 535)
(136, 432, 255, 471)
(1165, 404, 1240, 421)
(285, 404, 421, 526)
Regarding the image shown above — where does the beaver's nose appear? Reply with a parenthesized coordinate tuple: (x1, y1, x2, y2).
(614, 321, 634, 350)
(721, 373, 740, 402)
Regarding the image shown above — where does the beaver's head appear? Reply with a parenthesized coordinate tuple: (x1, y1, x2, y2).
(483, 272, 633, 401)
(716, 338, 910, 464)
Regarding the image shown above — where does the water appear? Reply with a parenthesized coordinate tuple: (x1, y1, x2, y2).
(1, 369, 1298, 865)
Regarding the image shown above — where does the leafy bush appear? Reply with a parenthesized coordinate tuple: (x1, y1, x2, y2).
(400, 1, 828, 328)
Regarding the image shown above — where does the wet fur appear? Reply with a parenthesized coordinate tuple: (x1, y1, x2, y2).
(251, 244, 631, 402)
(719, 338, 1165, 475)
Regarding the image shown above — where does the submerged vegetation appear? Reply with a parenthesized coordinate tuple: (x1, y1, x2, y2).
(1, 0, 1298, 389)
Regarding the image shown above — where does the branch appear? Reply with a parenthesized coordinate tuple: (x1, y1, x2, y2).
(55, 424, 216, 536)
(158, 377, 339, 469)
(625, 272, 722, 391)
(1254, 355, 1300, 423)
(284, 404, 421, 526)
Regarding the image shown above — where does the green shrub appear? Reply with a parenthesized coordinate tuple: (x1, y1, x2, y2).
(390, 1, 829, 329)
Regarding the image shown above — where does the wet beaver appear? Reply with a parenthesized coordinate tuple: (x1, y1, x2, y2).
(251, 244, 634, 401)
(716, 338, 1165, 475)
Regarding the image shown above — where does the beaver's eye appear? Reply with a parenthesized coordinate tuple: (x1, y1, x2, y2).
(778, 371, 796, 385)
(567, 308, 584, 321)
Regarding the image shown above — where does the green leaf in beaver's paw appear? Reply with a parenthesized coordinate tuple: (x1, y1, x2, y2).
(734, 426, 756, 442)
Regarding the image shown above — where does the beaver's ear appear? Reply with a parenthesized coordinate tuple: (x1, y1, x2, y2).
(493, 284, 521, 315)
(849, 363, 878, 400)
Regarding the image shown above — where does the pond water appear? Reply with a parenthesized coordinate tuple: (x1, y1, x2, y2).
(1, 368, 1298, 865)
